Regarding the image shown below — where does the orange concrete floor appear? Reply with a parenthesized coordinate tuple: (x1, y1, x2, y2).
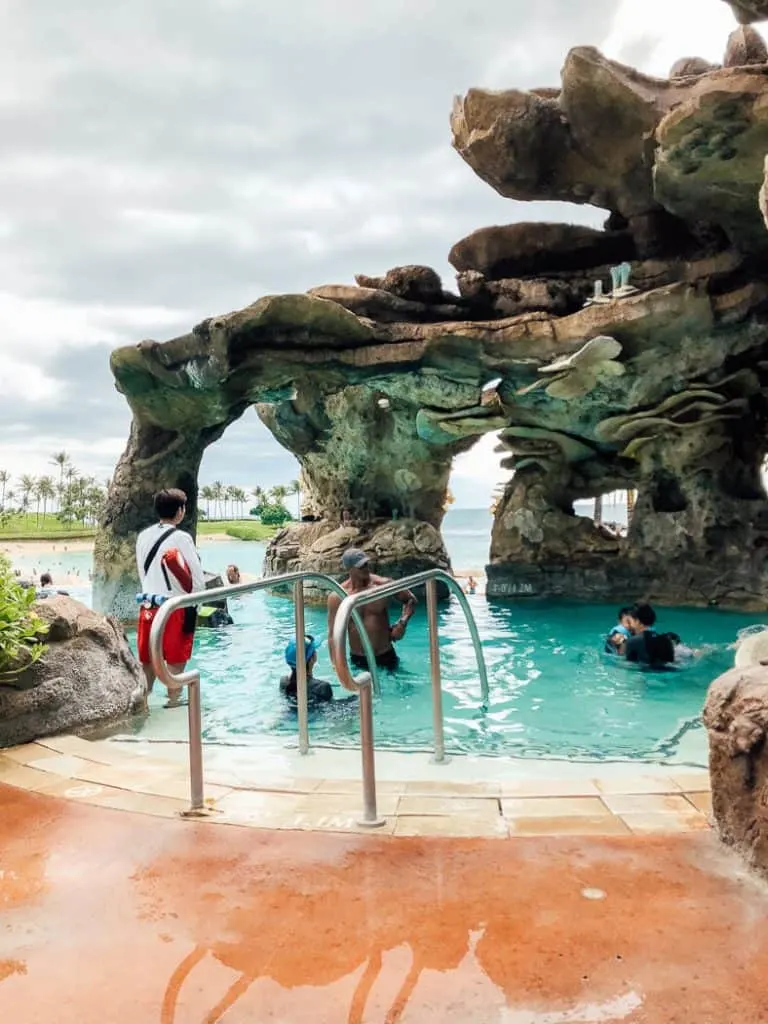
(1, 783, 767, 1023)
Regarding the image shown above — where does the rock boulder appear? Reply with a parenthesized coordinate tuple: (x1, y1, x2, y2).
(448, 223, 634, 279)
(654, 67, 768, 252)
(724, 25, 768, 65)
(704, 664, 768, 879)
(724, 0, 768, 23)
(0, 596, 144, 747)
(355, 265, 445, 304)
(263, 518, 451, 603)
(669, 57, 720, 78)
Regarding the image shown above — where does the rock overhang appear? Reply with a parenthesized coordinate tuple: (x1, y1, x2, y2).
(95, 16, 768, 614)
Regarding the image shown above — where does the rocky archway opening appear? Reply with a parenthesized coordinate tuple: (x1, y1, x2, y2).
(93, 19, 768, 617)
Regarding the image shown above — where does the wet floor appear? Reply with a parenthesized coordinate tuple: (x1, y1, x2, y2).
(1, 782, 767, 1023)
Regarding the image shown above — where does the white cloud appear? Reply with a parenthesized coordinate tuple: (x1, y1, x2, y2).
(0, 359, 59, 402)
(449, 433, 512, 508)
(0, 0, 743, 505)
(603, 0, 735, 74)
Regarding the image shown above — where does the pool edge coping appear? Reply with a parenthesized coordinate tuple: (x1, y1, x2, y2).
(0, 735, 713, 839)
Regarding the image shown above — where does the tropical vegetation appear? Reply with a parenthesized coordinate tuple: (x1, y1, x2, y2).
(200, 480, 300, 527)
(0, 454, 303, 538)
(0, 552, 46, 680)
(0, 453, 107, 537)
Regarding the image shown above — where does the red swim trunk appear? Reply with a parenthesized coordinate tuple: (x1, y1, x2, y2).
(136, 606, 195, 666)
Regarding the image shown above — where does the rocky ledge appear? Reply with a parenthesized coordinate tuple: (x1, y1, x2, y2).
(0, 597, 144, 747)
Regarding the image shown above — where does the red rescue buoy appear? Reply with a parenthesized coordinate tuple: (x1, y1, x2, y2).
(161, 547, 193, 592)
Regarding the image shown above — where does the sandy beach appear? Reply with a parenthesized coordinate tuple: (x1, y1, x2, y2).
(0, 532, 237, 559)
(1, 536, 486, 591)
(0, 539, 95, 557)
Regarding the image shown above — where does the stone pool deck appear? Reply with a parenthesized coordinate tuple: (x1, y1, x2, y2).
(2, 776, 768, 1023)
(0, 736, 713, 837)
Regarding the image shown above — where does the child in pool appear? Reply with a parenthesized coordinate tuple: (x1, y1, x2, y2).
(664, 632, 695, 662)
(604, 607, 634, 655)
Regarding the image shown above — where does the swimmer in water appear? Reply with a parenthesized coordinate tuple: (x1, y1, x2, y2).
(327, 548, 417, 673)
(280, 635, 333, 706)
(604, 606, 633, 655)
(663, 632, 695, 662)
(280, 635, 355, 709)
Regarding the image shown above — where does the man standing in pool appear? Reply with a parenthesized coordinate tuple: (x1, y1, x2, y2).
(327, 548, 417, 673)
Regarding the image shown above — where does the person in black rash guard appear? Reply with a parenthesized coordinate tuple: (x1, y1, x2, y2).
(623, 603, 675, 667)
(280, 635, 334, 706)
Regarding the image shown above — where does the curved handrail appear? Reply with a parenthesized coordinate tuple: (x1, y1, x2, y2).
(331, 568, 490, 762)
(149, 572, 378, 695)
(148, 570, 383, 820)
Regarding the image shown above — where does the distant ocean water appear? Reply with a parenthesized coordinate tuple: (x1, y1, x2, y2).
(5, 498, 629, 582)
(444, 494, 629, 570)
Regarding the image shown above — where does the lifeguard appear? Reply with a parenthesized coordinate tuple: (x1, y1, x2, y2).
(135, 488, 205, 708)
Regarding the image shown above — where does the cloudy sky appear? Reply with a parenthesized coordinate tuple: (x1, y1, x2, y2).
(0, 0, 737, 507)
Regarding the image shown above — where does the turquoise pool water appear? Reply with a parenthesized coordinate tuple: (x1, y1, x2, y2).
(9, 533, 763, 765)
(159, 593, 757, 765)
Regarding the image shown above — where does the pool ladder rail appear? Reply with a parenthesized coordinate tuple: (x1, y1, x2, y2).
(148, 568, 490, 827)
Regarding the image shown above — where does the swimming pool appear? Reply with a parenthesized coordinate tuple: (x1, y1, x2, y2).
(10, 537, 760, 766)
(137, 589, 759, 766)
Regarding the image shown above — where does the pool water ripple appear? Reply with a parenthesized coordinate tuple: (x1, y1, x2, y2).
(13, 537, 764, 765)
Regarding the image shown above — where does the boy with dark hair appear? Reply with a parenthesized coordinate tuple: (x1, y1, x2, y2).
(135, 488, 204, 708)
(624, 603, 675, 667)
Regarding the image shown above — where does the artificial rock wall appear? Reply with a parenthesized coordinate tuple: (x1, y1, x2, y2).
(95, 8, 768, 615)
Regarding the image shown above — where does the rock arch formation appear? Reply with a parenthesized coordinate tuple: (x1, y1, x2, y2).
(96, 13, 768, 616)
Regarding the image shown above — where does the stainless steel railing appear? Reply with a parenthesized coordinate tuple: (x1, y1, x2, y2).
(148, 571, 380, 816)
(331, 568, 490, 822)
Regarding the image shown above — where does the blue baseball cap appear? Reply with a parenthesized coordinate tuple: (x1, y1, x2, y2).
(285, 634, 322, 668)
(342, 547, 370, 570)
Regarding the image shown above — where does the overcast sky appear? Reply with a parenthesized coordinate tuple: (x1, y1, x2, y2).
(0, 0, 737, 508)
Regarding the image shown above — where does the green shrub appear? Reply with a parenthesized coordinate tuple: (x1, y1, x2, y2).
(0, 554, 47, 681)
(224, 522, 278, 542)
(258, 502, 293, 527)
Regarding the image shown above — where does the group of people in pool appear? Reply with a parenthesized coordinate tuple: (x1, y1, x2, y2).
(604, 603, 693, 668)
(280, 545, 418, 708)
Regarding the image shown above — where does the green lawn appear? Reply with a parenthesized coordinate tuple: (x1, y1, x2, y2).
(0, 513, 96, 540)
(0, 514, 280, 543)
(199, 520, 279, 542)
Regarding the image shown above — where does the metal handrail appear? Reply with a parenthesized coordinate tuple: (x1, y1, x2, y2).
(331, 569, 490, 776)
(148, 571, 380, 817)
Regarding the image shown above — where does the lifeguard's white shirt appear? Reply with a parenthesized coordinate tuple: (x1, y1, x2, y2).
(135, 523, 205, 597)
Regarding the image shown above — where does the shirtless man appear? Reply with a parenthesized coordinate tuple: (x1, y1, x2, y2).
(327, 548, 417, 672)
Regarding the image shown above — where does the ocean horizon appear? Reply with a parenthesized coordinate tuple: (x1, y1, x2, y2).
(444, 496, 628, 569)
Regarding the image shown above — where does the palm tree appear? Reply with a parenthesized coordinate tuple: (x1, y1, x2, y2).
(85, 482, 106, 526)
(19, 474, 35, 518)
(251, 486, 265, 514)
(32, 478, 43, 525)
(0, 470, 9, 510)
(226, 485, 239, 520)
(199, 485, 211, 518)
(270, 484, 289, 508)
(233, 487, 247, 518)
(37, 476, 55, 522)
(50, 451, 70, 505)
(211, 481, 224, 520)
(288, 479, 301, 518)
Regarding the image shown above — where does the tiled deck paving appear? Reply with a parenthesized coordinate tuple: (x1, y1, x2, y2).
(1, 780, 767, 1023)
(0, 736, 713, 837)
